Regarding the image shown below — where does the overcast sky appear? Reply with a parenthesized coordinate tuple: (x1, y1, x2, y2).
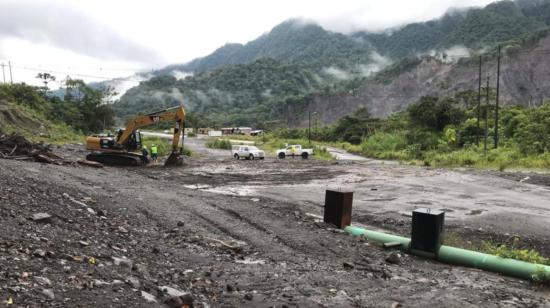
(0, 0, 495, 87)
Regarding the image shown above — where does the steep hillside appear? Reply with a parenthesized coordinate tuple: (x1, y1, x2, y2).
(0, 85, 81, 142)
(305, 33, 550, 126)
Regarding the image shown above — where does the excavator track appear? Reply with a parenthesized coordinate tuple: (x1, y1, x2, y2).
(86, 153, 143, 166)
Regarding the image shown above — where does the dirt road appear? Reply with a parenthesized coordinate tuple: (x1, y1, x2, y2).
(1, 139, 550, 307)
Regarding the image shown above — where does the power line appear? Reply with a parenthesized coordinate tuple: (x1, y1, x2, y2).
(10, 64, 147, 82)
(8, 61, 13, 84)
(1, 62, 5, 83)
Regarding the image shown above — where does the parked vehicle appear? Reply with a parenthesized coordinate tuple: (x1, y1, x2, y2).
(276, 144, 313, 159)
(232, 145, 265, 160)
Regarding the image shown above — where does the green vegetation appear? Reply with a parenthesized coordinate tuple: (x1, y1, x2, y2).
(273, 94, 550, 170)
(0, 102, 82, 144)
(482, 239, 549, 265)
(205, 139, 232, 150)
(142, 136, 192, 156)
(533, 267, 550, 283)
(116, 58, 319, 128)
(0, 81, 115, 143)
(445, 231, 550, 283)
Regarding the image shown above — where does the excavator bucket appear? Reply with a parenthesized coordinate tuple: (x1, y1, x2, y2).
(164, 152, 183, 166)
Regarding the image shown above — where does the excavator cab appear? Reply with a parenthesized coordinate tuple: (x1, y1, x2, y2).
(124, 130, 142, 151)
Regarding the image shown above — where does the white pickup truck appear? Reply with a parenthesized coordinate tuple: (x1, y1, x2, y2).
(232, 145, 265, 160)
(276, 144, 314, 159)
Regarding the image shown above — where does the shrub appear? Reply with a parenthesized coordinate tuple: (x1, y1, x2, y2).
(205, 139, 232, 149)
(408, 96, 465, 131)
(361, 132, 407, 155)
(405, 130, 441, 151)
(533, 267, 550, 283)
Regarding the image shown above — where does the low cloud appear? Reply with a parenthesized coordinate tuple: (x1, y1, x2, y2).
(171, 70, 193, 80)
(357, 51, 392, 76)
(0, 0, 161, 64)
(170, 88, 185, 104)
(322, 51, 392, 80)
(323, 66, 351, 80)
(424, 45, 472, 63)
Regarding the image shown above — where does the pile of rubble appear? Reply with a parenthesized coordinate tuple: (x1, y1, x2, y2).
(0, 131, 70, 165)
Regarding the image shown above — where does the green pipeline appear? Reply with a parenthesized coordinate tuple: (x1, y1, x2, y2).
(345, 225, 550, 281)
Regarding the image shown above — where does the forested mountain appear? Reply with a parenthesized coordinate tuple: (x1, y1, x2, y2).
(115, 0, 550, 128)
(163, 20, 375, 74)
(115, 58, 320, 127)
(355, 0, 546, 58)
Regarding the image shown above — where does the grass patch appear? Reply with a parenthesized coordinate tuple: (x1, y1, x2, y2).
(444, 231, 550, 265)
(205, 139, 232, 150)
(482, 239, 549, 265)
(445, 231, 550, 283)
(445, 231, 550, 265)
(348, 130, 550, 170)
(423, 146, 550, 170)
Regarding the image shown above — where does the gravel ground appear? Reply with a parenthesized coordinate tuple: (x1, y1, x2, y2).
(1, 141, 550, 307)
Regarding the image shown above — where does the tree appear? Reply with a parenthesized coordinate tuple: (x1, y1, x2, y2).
(408, 96, 465, 131)
(57, 78, 116, 133)
(36, 73, 56, 92)
(333, 107, 373, 144)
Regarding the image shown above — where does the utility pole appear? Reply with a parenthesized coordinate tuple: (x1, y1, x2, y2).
(476, 55, 482, 146)
(1, 62, 5, 83)
(286, 103, 290, 127)
(8, 61, 13, 84)
(494, 45, 501, 149)
(484, 76, 490, 156)
(308, 109, 311, 144)
(314, 112, 318, 139)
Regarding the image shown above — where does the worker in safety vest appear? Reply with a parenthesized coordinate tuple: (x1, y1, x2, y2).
(150, 145, 158, 163)
(290, 145, 296, 157)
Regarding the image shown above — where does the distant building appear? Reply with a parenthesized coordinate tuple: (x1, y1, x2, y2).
(197, 127, 212, 134)
(184, 128, 194, 134)
(250, 130, 264, 136)
(237, 127, 252, 135)
(221, 127, 236, 135)
(220, 127, 253, 135)
(208, 130, 222, 137)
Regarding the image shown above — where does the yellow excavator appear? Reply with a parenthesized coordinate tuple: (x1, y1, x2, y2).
(85, 105, 186, 166)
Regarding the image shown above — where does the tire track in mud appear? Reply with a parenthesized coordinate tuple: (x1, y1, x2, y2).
(180, 198, 298, 258)
(200, 198, 350, 260)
